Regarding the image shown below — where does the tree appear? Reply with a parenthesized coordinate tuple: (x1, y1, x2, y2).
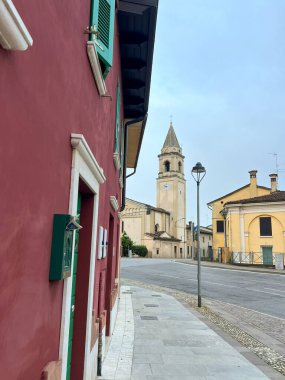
(121, 232, 134, 256)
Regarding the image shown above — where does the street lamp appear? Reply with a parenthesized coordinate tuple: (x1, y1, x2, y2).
(191, 162, 206, 307)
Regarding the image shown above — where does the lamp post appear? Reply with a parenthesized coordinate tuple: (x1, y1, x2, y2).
(191, 162, 206, 308)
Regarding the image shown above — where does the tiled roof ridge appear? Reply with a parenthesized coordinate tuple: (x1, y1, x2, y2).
(207, 184, 271, 205)
(126, 198, 169, 214)
(225, 190, 285, 206)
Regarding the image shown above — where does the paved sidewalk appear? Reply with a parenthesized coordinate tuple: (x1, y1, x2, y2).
(100, 286, 270, 380)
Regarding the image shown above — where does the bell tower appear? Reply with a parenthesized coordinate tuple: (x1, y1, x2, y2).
(156, 122, 186, 241)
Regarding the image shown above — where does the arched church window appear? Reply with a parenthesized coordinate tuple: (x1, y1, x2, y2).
(178, 161, 182, 172)
(155, 223, 159, 232)
(164, 160, 170, 172)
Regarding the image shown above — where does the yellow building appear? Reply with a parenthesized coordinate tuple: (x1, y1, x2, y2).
(208, 171, 284, 264)
(223, 188, 285, 266)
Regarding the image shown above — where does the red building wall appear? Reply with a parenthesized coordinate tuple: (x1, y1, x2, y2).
(0, 1, 122, 378)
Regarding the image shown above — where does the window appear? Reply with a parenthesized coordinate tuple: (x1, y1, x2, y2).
(216, 220, 224, 233)
(156, 249, 159, 255)
(155, 223, 159, 233)
(202, 236, 205, 243)
(89, 0, 115, 78)
(260, 217, 272, 236)
(178, 161, 182, 172)
(164, 160, 170, 172)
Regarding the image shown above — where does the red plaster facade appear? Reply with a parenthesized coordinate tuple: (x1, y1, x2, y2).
(0, 1, 132, 379)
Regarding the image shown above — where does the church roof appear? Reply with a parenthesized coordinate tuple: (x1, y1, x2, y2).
(163, 122, 181, 149)
(145, 232, 181, 242)
(126, 198, 170, 214)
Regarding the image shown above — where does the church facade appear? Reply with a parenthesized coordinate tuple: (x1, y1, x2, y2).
(122, 124, 192, 258)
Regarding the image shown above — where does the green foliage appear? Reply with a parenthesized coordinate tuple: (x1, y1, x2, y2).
(121, 232, 134, 256)
(132, 245, 148, 257)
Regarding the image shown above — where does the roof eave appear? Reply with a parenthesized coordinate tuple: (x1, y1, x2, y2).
(118, 0, 158, 169)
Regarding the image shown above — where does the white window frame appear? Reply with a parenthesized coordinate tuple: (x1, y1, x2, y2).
(0, 0, 33, 50)
(59, 134, 106, 380)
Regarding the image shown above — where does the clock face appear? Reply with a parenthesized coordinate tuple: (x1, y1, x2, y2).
(163, 183, 169, 190)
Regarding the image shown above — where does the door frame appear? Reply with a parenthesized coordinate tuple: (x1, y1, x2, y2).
(59, 134, 106, 380)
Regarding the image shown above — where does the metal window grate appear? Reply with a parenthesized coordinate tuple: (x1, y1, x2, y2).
(144, 304, 159, 307)
(140, 316, 158, 320)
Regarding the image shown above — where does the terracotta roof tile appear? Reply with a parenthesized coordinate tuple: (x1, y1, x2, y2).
(225, 191, 285, 206)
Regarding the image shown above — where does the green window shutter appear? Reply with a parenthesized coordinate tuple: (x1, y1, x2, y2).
(120, 121, 125, 178)
(90, 0, 115, 74)
(114, 82, 120, 153)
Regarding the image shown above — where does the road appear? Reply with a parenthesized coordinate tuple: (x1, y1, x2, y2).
(121, 258, 285, 319)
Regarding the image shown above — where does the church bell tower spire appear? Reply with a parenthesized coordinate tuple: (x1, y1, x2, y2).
(156, 123, 186, 243)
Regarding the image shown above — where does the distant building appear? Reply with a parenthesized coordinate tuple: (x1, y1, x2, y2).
(192, 226, 213, 260)
(122, 198, 181, 258)
(208, 171, 285, 266)
(122, 123, 190, 258)
(223, 179, 285, 266)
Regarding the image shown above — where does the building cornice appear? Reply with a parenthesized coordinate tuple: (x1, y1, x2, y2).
(0, 0, 33, 50)
(226, 202, 285, 215)
(110, 196, 119, 211)
(158, 151, 185, 159)
(71, 133, 106, 184)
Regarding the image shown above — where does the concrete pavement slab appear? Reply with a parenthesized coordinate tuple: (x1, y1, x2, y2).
(99, 286, 270, 379)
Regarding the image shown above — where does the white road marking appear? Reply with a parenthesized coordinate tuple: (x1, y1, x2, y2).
(247, 288, 285, 297)
(263, 287, 285, 293)
(154, 274, 285, 296)
(155, 274, 240, 288)
(174, 260, 285, 276)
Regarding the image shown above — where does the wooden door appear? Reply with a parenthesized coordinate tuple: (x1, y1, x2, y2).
(262, 246, 273, 266)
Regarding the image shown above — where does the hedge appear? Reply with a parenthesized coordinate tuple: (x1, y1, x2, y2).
(132, 245, 148, 257)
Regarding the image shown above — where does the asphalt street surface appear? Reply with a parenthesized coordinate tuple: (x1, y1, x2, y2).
(121, 258, 285, 319)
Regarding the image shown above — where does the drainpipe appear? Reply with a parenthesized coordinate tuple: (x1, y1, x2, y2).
(121, 114, 147, 211)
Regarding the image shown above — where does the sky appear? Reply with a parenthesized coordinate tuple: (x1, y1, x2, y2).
(126, 0, 285, 227)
